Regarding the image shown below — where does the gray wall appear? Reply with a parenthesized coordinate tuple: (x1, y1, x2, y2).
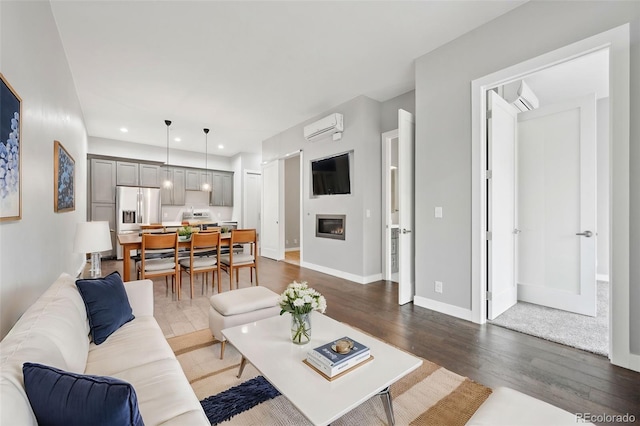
(414, 1, 639, 353)
(0, 1, 88, 338)
(381, 90, 415, 133)
(284, 156, 300, 249)
(263, 95, 382, 280)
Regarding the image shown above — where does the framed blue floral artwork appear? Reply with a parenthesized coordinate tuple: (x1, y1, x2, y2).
(0, 73, 22, 221)
(54, 140, 75, 212)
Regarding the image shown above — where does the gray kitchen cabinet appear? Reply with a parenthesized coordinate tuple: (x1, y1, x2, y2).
(91, 158, 117, 203)
(116, 161, 139, 186)
(200, 170, 212, 191)
(91, 203, 116, 258)
(185, 169, 200, 190)
(211, 171, 233, 206)
(139, 163, 161, 188)
(161, 167, 186, 205)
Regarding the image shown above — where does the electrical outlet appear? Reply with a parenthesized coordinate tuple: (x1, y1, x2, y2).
(163, 212, 168, 218)
(294, 238, 298, 244)
(435, 281, 443, 293)
(286, 239, 289, 244)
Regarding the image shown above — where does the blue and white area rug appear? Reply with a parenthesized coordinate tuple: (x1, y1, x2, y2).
(168, 329, 491, 426)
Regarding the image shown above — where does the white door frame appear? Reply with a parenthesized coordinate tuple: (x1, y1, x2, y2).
(382, 129, 399, 281)
(471, 24, 633, 370)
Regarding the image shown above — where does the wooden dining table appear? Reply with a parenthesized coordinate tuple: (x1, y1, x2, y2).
(117, 232, 230, 282)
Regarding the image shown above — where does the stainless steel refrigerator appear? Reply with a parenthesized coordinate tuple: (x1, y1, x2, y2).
(116, 186, 161, 259)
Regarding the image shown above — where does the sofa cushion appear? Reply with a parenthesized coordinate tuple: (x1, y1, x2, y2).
(76, 272, 135, 345)
(23, 362, 144, 426)
(85, 317, 175, 377)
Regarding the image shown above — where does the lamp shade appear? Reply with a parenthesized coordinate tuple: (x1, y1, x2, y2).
(74, 221, 112, 253)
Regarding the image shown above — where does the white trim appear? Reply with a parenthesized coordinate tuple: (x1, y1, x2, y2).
(596, 274, 610, 283)
(285, 247, 300, 252)
(630, 353, 640, 372)
(300, 261, 381, 285)
(471, 24, 631, 370)
(413, 296, 473, 322)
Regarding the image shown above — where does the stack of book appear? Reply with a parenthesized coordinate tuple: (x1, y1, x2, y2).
(306, 336, 371, 378)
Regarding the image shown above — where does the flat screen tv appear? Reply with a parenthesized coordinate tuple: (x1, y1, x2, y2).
(311, 152, 351, 196)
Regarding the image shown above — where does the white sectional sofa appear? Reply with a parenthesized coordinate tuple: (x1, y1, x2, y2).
(0, 273, 209, 425)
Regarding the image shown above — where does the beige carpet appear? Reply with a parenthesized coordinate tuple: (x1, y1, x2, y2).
(168, 329, 492, 425)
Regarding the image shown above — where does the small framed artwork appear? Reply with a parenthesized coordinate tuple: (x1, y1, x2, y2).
(54, 140, 75, 212)
(0, 73, 22, 221)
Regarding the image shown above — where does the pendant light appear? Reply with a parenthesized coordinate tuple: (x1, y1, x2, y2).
(201, 128, 211, 191)
(163, 119, 173, 188)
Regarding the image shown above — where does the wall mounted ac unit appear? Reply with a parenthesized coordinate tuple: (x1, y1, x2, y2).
(503, 80, 539, 112)
(304, 113, 344, 141)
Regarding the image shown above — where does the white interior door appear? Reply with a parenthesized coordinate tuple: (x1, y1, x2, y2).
(398, 109, 415, 305)
(487, 91, 519, 319)
(244, 170, 262, 246)
(517, 94, 597, 316)
(261, 160, 284, 261)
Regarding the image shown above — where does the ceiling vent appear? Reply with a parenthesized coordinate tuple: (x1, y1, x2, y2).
(304, 113, 344, 141)
(503, 80, 539, 112)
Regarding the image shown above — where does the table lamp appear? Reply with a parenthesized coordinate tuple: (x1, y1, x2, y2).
(74, 221, 112, 278)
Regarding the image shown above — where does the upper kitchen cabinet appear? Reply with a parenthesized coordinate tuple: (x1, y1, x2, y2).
(116, 161, 139, 186)
(139, 163, 161, 188)
(211, 171, 233, 206)
(161, 168, 186, 205)
(91, 158, 117, 203)
(186, 169, 213, 191)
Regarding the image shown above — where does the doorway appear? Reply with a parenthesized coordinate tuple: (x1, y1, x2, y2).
(243, 170, 262, 250)
(482, 47, 611, 356)
(284, 155, 301, 265)
(382, 109, 415, 305)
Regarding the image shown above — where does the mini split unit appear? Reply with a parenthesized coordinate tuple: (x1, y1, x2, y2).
(303, 113, 344, 141)
(503, 80, 539, 112)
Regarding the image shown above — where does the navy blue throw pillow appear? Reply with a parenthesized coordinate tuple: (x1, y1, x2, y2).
(76, 271, 134, 345)
(23, 362, 144, 426)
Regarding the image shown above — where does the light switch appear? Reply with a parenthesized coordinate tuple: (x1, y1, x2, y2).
(366, 209, 371, 218)
(435, 207, 443, 218)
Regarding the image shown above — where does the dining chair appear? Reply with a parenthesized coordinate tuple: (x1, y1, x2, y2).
(220, 229, 259, 289)
(136, 232, 181, 299)
(179, 231, 222, 298)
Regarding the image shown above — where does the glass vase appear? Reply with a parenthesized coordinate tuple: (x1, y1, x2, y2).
(290, 312, 311, 344)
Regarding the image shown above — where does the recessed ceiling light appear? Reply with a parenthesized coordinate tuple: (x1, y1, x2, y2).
(120, 127, 128, 133)
(174, 137, 181, 142)
(218, 144, 224, 149)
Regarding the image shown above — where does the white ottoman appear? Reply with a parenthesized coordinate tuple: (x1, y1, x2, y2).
(209, 286, 280, 359)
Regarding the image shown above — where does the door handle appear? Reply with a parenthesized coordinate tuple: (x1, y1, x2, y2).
(576, 230, 593, 238)
(402, 229, 412, 234)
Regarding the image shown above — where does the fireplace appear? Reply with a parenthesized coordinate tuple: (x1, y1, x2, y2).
(316, 214, 346, 240)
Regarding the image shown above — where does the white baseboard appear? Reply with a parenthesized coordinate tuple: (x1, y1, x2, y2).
(413, 295, 474, 322)
(596, 274, 610, 282)
(285, 247, 300, 252)
(629, 353, 640, 373)
(300, 261, 381, 285)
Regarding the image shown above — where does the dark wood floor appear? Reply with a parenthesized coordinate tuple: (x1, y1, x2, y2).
(249, 257, 639, 425)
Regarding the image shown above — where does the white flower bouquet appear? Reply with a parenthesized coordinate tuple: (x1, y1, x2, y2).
(279, 281, 327, 316)
(279, 281, 326, 344)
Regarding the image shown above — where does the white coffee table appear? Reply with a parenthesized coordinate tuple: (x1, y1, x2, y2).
(222, 312, 422, 426)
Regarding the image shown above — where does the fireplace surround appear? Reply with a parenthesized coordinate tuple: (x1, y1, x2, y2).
(316, 214, 346, 240)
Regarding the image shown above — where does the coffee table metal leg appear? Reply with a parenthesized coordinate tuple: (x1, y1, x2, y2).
(237, 356, 248, 378)
(379, 387, 395, 425)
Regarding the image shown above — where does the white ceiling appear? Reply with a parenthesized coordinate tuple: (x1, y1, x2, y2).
(50, 0, 526, 157)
